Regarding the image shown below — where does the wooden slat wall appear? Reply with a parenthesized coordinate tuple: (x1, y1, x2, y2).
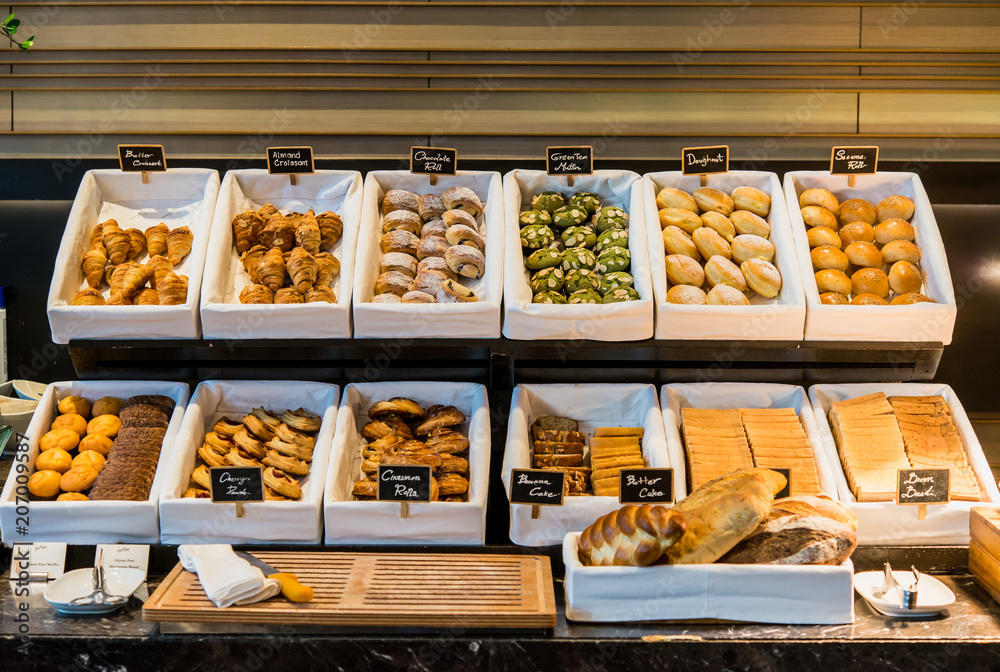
(1, 1, 999, 160)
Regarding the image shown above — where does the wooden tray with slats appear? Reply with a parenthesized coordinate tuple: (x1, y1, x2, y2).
(142, 552, 556, 629)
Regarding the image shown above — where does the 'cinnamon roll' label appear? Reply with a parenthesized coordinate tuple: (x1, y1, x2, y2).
(378, 465, 433, 502)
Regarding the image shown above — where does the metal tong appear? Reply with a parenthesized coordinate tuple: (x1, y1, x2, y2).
(69, 551, 127, 607)
(873, 561, 920, 609)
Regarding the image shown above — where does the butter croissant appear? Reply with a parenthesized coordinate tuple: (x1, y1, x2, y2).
(295, 211, 322, 254)
(287, 247, 318, 293)
(231, 210, 264, 253)
(316, 211, 343, 250)
(125, 228, 146, 261)
(305, 286, 336, 303)
(274, 287, 304, 304)
(241, 245, 267, 282)
(146, 255, 173, 289)
(90, 222, 104, 248)
(166, 226, 193, 265)
(578, 505, 688, 567)
(157, 272, 188, 305)
(132, 287, 159, 305)
(145, 223, 168, 257)
(120, 263, 153, 298)
(101, 220, 130, 266)
(82, 241, 108, 289)
(256, 247, 286, 293)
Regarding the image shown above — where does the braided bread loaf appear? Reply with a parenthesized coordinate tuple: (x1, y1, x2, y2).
(578, 505, 687, 567)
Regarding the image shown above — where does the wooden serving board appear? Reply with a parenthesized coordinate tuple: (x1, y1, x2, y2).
(143, 552, 556, 629)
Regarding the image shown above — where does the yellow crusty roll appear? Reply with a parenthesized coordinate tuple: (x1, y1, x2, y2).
(28, 470, 62, 498)
(811, 246, 849, 272)
(820, 292, 850, 305)
(58, 396, 92, 418)
(665, 468, 786, 564)
(838, 221, 875, 246)
(815, 269, 852, 296)
(51, 413, 88, 436)
(35, 448, 73, 474)
(889, 261, 923, 295)
(40, 429, 80, 452)
(87, 414, 122, 438)
(876, 195, 915, 222)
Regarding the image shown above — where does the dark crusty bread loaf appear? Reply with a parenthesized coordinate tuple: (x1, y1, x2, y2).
(719, 514, 857, 565)
(532, 415, 579, 433)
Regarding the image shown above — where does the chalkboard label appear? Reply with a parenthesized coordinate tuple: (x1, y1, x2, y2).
(118, 145, 167, 172)
(378, 464, 433, 502)
(897, 468, 950, 505)
(410, 146, 457, 176)
(681, 145, 729, 176)
(510, 468, 565, 506)
(830, 146, 879, 175)
(773, 468, 792, 500)
(267, 146, 315, 175)
(619, 468, 674, 505)
(546, 146, 593, 176)
(209, 466, 265, 503)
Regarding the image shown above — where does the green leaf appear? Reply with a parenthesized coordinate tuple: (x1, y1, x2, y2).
(6, 23, 16, 35)
(19, 36, 33, 51)
(2, 13, 14, 26)
(8, 19, 19, 30)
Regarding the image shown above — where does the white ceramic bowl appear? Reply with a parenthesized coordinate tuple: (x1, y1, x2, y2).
(11, 379, 47, 401)
(44, 567, 146, 614)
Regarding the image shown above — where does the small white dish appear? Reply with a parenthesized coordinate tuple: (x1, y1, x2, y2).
(44, 567, 146, 615)
(854, 570, 955, 617)
(11, 379, 47, 401)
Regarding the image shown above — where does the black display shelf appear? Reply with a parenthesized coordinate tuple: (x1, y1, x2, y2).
(69, 338, 943, 387)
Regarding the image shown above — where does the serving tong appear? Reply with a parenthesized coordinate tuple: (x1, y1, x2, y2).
(873, 561, 921, 609)
(69, 551, 127, 607)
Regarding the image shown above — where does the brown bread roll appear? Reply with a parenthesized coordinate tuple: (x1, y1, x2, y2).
(888, 260, 922, 294)
(844, 241, 883, 268)
(720, 515, 857, 566)
(891, 292, 934, 305)
(882, 239, 922, 264)
(851, 267, 889, 297)
(838, 221, 875, 246)
(820, 292, 849, 305)
(851, 292, 888, 306)
(874, 218, 915, 245)
(838, 198, 877, 226)
(798, 188, 840, 216)
(876, 195, 915, 222)
(815, 269, 852, 295)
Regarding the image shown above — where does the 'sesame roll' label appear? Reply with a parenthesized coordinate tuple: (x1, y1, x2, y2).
(830, 146, 879, 175)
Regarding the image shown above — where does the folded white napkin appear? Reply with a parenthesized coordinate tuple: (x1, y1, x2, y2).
(178, 544, 281, 608)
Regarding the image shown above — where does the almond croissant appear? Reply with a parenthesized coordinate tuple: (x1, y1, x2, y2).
(255, 247, 286, 293)
(73, 287, 105, 306)
(239, 283, 273, 304)
(240, 245, 267, 282)
(158, 272, 188, 305)
(287, 247, 317, 293)
(316, 211, 343, 251)
(145, 223, 168, 257)
(82, 241, 108, 289)
(166, 226, 193, 265)
(578, 505, 688, 567)
(101, 220, 130, 266)
(232, 210, 264, 253)
(314, 252, 341, 288)
(257, 203, 279, 221)
(260, 216, 296, 252)
(274, 287, 304, 304)
(295, 211, 322, 254)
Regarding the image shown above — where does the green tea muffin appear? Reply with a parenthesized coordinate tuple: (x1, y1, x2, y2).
(595, 228, 629, 254)
(533, 290, 567, 304)
(565, 268, 602, 293)
(529, 267, 565, 294)
(552, 205, 590, 229)
(593, 206, 629, 233)
(524, 248, 564, 270)
(568, 289, 603, 304)
(561, 225, 597, 249)
(562, 247, 597, 271)
(568, 192, 602, 216)
(531, 191, 566, 214)
(595, 246, 630, 274)
(520, 224, 555, 250)
(602, 287, 641, 303)
(519, 209, 553, 227)
(599, 271, 634, 295)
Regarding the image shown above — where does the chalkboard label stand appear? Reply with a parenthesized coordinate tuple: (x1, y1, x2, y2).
(896, 468, 951, 520)
(681, 144, 729, 187)
(546, 145, 593, 189)
(209, 466, 265, 518)
(410, 146, 458, 187)
(830, 145, 879, 188)
(267, 146, 315, 186)
(118, 144, 167, 185)
(377, 464, 433, 518)
(510, 468, 565, 519)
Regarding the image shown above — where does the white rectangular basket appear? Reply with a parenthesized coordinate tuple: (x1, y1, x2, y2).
(502, 170, 654, 341)
(644, 171, 806, 341)
(501, 383, 678, 547)
(158, 380, 339, 545)
(0, 380, 190, 544)
(784, 171, 957, 344)
(808, 382, 1000, 545)
(324, 381, 490, 545)
(47, 168, 220, 343)
(199, 170, 362, 339)
(352, 171, 503, 338)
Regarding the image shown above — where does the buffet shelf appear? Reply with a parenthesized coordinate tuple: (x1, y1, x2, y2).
(68, 338, 944, 387)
